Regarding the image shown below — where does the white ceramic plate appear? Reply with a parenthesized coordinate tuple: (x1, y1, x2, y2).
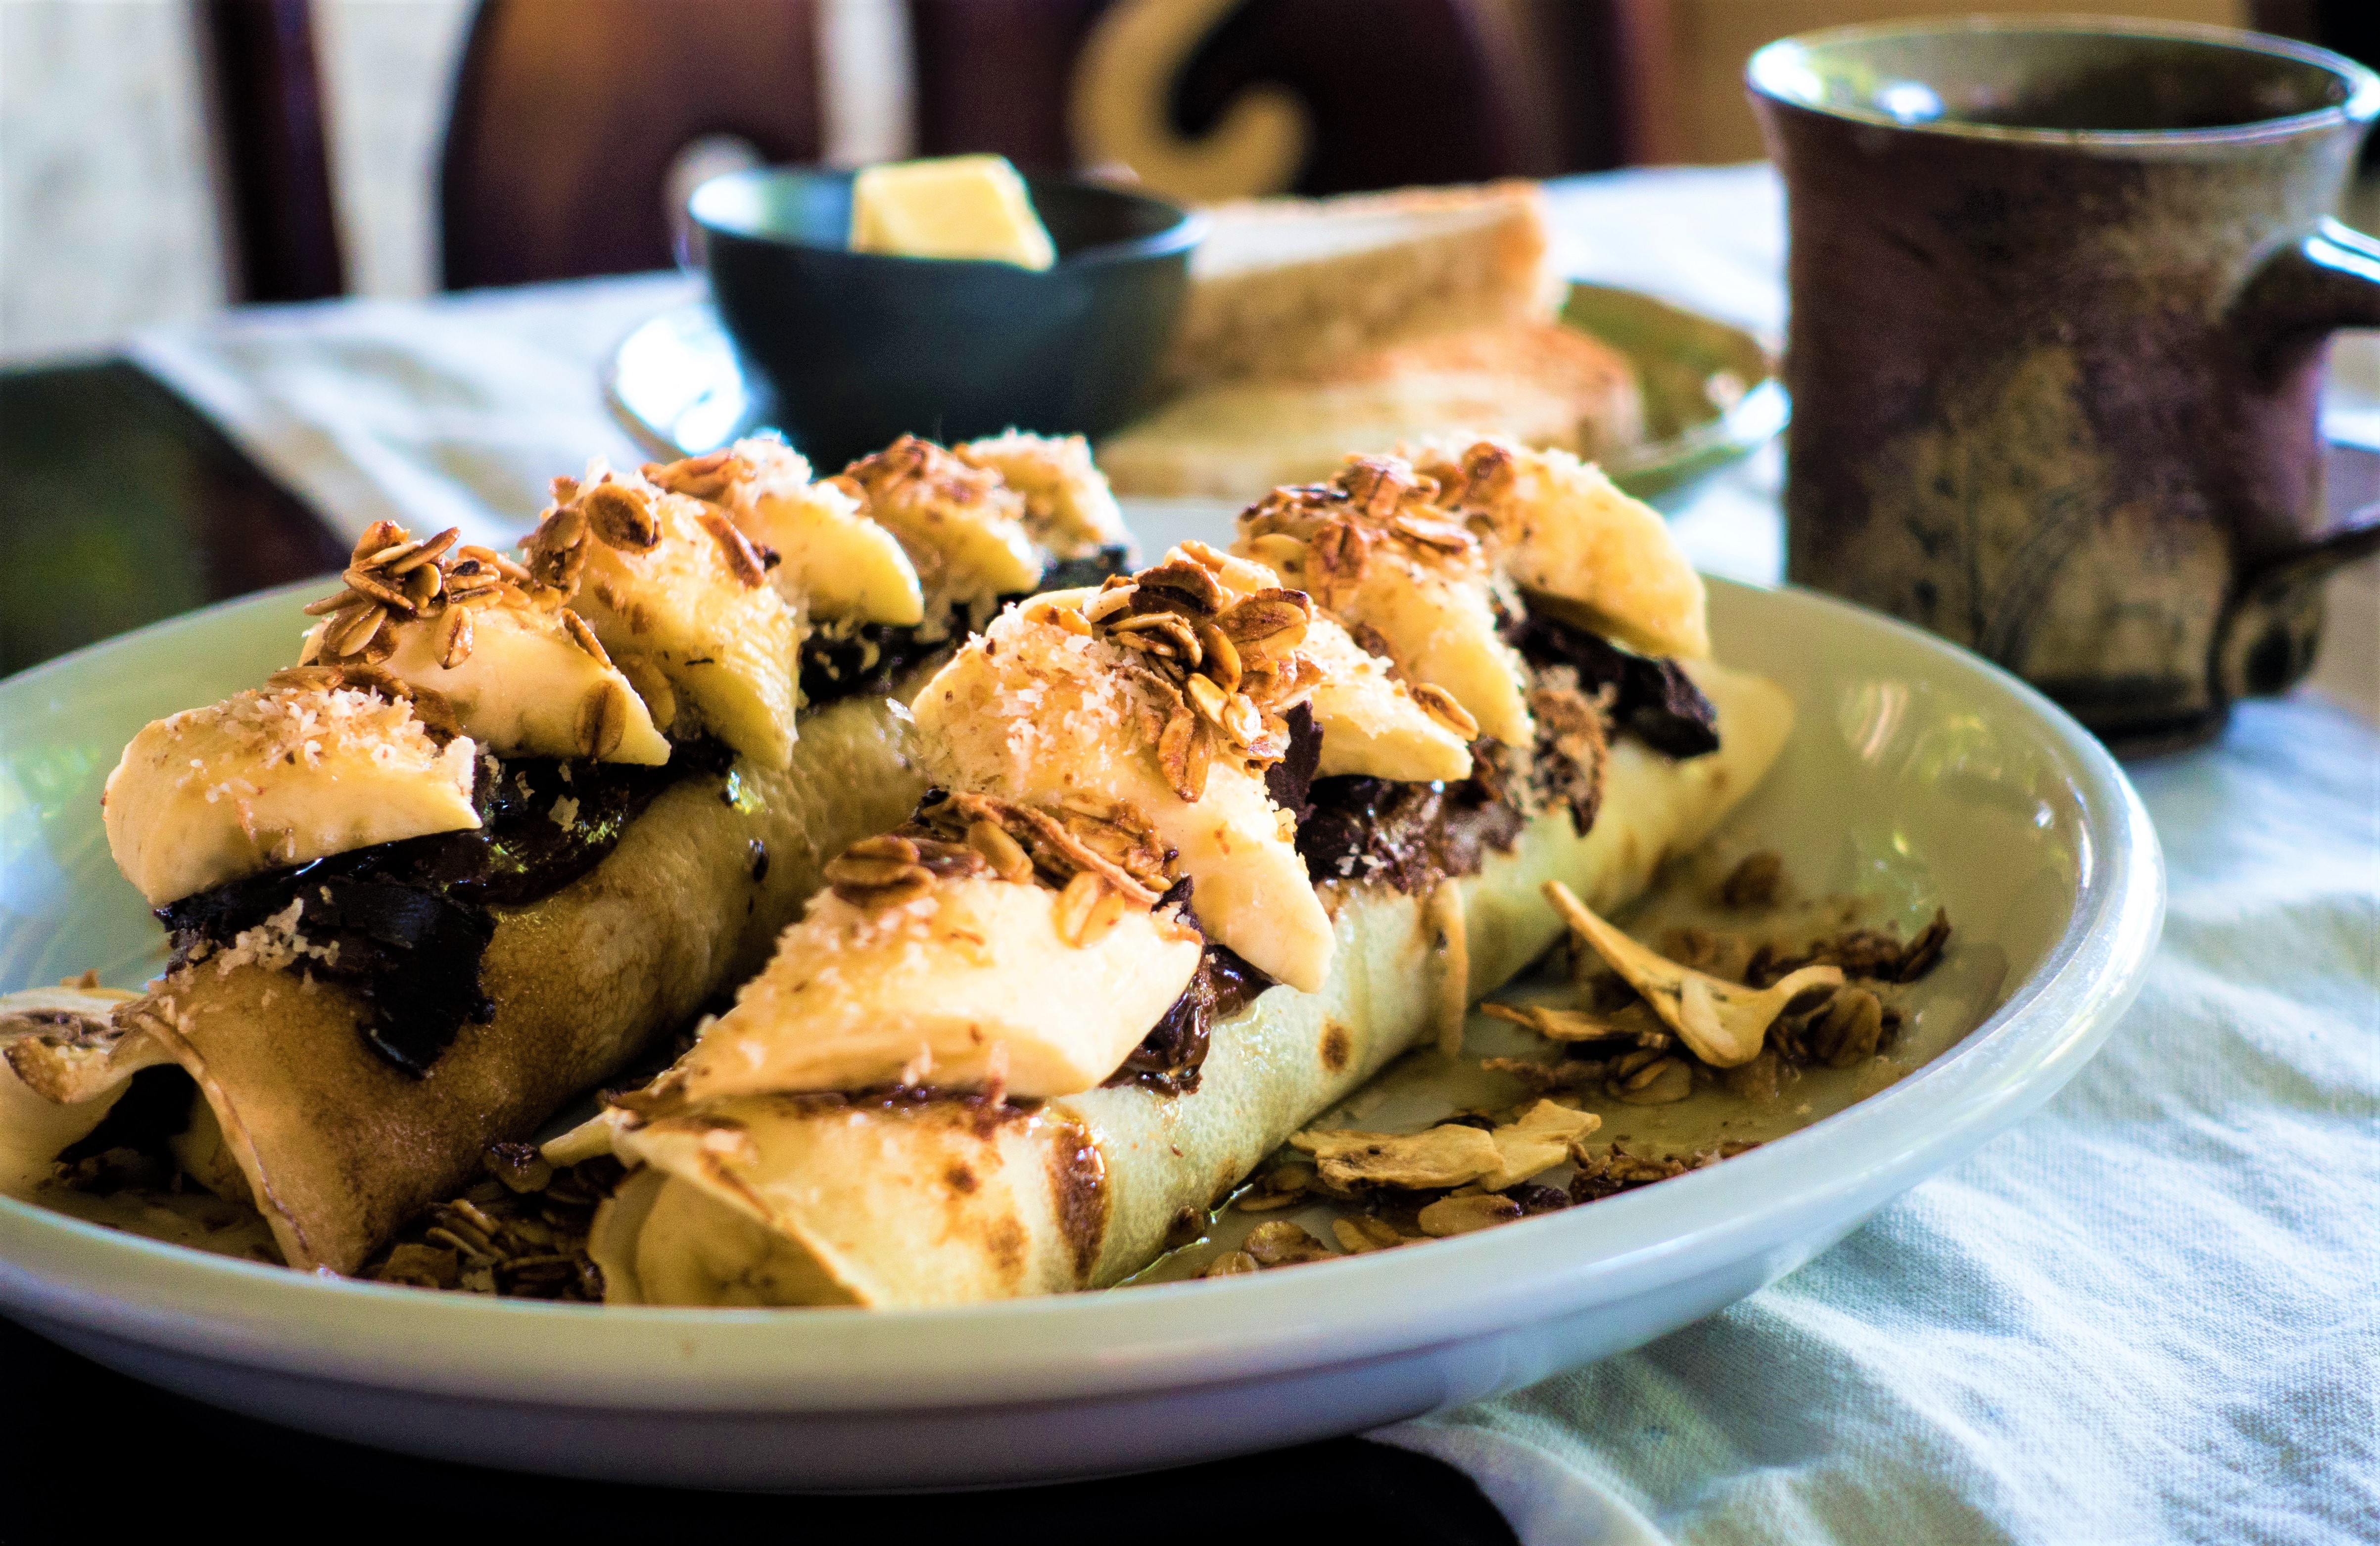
(0, 562, 2162, 1490)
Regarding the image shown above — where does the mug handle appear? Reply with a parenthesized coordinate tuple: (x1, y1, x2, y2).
(2218, 221, 2380, 698)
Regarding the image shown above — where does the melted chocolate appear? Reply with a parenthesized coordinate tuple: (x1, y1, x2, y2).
(1263, 702, 1321, 812)
(1104, 879, 1275, 1096)
(157, 741, 734, 1077)
(798, 622, 956, 709)
(1294, 756, 1530, 897)
(799, 547, 1136, 710)
(1505, 611, 1719, 758)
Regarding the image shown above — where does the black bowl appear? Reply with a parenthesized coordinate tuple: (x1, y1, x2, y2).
(688, 167, 1204, 472)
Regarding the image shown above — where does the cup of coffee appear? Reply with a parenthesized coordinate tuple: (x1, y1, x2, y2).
(1752, 18, 2380, 752)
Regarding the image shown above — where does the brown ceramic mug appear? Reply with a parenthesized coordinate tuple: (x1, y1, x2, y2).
(1752, 18, 2380, 752)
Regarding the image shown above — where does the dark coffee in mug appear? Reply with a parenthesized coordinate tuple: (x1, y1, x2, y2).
(1752, 20, 2380, 752)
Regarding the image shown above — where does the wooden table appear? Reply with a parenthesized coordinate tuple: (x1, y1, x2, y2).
(0, 356, 1518, 1544)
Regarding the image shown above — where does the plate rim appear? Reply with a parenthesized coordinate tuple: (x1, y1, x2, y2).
(0, 577, 2163, 1414)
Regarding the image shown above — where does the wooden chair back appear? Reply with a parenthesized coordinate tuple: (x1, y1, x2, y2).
(438, 0, 824, 289)
(196, 0, 348, 302)
(913, 0, 1666, 200)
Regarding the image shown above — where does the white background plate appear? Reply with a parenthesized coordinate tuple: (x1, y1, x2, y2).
(0, 570, 2161, 1489)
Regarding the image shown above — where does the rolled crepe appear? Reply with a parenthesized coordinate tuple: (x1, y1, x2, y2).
(585, 660, 1791, 1307)
(3, 689, 926, 1273)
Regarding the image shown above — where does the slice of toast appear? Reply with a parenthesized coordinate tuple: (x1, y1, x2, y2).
(1163, 181, 1563, 390)
(1102, 322, 1644, 501)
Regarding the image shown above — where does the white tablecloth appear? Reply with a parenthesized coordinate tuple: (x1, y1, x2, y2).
(126, 166, 2379, 1546)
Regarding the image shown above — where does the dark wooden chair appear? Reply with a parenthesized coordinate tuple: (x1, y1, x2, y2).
(911, 0, 1670, 194)
(196, 0, 347, 302)
(438, 0, 824, 289)
(198, 0, 1661, 298)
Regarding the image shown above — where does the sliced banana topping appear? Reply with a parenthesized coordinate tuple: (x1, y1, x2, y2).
(531, 467, 804, 767)
(1300, 615, 1475, 783)
(102, 670, 479, 906)
(670, 872, 1201, 1103)
(1410, 437, 1709, 659)
(955, 430, 1131, 559)
(843, 435, 1043, 630)
(309, 590, 669, 765)
(911, 548, 1335, 991)
(647, 439, 927, 628)
(1237, 457, 1533, 746)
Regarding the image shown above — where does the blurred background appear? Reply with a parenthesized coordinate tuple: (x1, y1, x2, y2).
(3, 0, 2310, 364)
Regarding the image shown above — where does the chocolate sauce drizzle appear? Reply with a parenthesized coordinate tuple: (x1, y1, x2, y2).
(797, 545, 1133, 710)
(1504, 610, 1719, 757)
(157, 741, 734, 1076)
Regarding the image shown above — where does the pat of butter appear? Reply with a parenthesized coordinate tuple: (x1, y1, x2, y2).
(849, 155, 1056, 270)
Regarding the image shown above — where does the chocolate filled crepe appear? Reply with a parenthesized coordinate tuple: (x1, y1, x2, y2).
(0, 432, 1131, 1273)
(567, 443, 1796, 1307)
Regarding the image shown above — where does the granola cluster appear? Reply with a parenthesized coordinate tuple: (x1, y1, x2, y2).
(365, 1143, 619, 1300)
(1069, 542, 1323, 801)
(1482, 854, 1955, 1108)
(1203, 1100, 1717, 1276)
(298, 510, 657, 761)
(527, 469, 770, 598)
(822, 790, 1181, 949)
(1239, 455, 1486, 609)
(301, 520, 521, 668)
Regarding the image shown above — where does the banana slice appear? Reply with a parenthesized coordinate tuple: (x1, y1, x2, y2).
(956, 431, 1131, 558)
(316, 598, 671, 765)
(1412, 438, 1709, 659)
(542, 470, 804, 767)
(911, 604, 1335, 992)
(659, 438, 927, 628)
(1300, 616, 1475, 782)
(845, 436, 1042, 621)
(1244, 531, 1533, 747)
(744, 476, 925, 627)
(102, 679, 480, 906)
(668, 875, 1202, 1103)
